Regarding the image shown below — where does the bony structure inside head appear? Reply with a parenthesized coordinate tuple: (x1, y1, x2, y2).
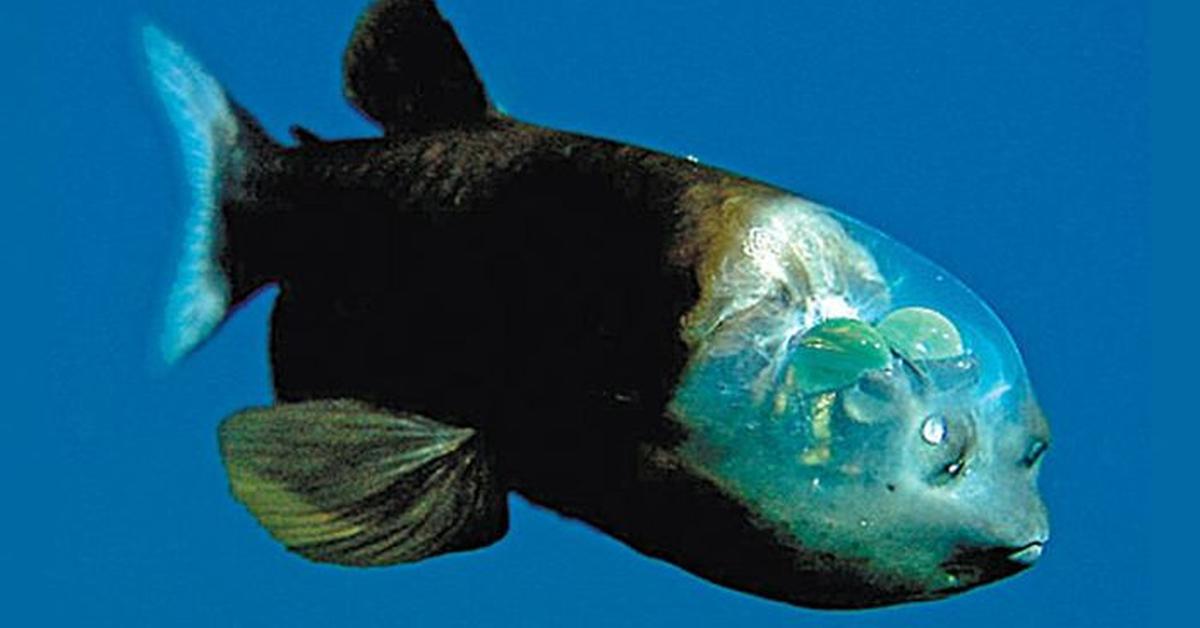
(670, 192, 1049, 603)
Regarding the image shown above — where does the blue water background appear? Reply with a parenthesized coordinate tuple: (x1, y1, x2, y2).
(9, 1, 1154, 625)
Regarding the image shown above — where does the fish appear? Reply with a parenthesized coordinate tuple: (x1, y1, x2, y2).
(143, 0, 1050, 610)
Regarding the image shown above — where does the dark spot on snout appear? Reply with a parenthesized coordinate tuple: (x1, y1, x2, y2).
(886, 483, 896, 492)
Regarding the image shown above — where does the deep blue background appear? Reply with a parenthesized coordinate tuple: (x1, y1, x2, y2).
(10, 1, 1153, 625)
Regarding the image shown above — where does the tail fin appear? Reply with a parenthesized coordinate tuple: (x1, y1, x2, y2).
(143, 25, 278, 365)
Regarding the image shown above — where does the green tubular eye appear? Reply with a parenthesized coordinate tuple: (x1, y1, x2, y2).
(790, 318, 892, 395)
(877, 307, 965, 361)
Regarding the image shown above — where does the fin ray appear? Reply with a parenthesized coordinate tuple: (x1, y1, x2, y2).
(219, 400, 507, 566)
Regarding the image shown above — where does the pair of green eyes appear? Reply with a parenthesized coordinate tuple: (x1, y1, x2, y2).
(789, 307, 965, 395)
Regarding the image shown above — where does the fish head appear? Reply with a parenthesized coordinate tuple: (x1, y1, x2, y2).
(667, 192, 1050, 607)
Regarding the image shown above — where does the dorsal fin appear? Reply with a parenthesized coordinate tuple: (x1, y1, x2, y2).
(343, 0, 490, 134)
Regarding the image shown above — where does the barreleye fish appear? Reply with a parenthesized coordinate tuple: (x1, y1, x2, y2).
(144, 0, 1050, 610)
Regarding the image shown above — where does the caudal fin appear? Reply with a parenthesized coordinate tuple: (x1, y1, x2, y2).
(143, 25, 278, 364)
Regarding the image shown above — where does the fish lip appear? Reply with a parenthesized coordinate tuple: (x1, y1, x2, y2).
(1007, 539, 1046, 565)
(941, 539, 1046, 586)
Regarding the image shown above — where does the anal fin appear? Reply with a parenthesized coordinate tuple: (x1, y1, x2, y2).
(218, 399, 506, 566)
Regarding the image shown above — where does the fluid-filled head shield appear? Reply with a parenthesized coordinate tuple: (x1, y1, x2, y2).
(669, 190, 1048, 606)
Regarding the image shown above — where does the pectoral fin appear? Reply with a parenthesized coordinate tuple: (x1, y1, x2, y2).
(218, 399, 506, 566)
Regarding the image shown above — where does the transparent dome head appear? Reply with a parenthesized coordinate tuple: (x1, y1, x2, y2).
(832, 203, 1031, 413)
(674, 193, 1033, 432)
(668, 193, 1046, 597)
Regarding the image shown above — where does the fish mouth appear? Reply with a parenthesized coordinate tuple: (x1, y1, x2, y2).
(1006, 540, 1045, 565)
(942, 540, 1047, 586)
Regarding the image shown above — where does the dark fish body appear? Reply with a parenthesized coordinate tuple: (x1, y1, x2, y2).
(242, 119, 829, 601)
(258, 125, 719, 500)
(146, 0, 1050, 610)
